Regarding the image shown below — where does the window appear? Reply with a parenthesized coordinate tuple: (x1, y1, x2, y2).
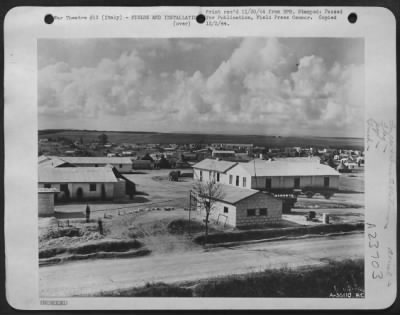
(90, 184, 97, 191)
(224, 206, 228, 213)
(247, 209, 256, 217)
(119, 164, 123, 168)
(44, 184, 51, 188)
(324, 176, 330, 187)
(243, 177, 247, 187)
(229, 175, 233, 184)
(236, 176, 239, 186)
(294, 177, 300, 188)
(60, 184, 68, 192)
(217, 173, 220, 182)
(265, 177, 272, 190)
(95, 164, 98, 167)
(200, 171, 203, 181)
(259, 208, 268, 216)
(209, 171, 211, 179)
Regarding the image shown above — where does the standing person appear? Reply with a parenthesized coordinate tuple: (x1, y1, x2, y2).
(86, 204, 91, 223)
(98, 218, 103, 235)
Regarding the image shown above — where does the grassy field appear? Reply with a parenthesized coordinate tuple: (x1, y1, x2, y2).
(93, 259, 364, 297)
(39, 129, 364, 149)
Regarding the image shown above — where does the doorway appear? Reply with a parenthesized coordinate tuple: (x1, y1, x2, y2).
(76, 187, 84, 200)
(265, 177, 272, 191)
(60, 184, 70, 201)
(294, 177, 300, 189)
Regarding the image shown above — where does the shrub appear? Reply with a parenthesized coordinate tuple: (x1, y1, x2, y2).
(69, 239, 142, 255)
(168, 219, 211, 235)
(39, 239, 143, 258)
(193, 223, 364, 245)
(96, 282, 192, 297)
(40, 227, 83, 241)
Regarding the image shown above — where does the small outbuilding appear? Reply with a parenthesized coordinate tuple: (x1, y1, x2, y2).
(38, 188, 59, 217)
(196, 184, 282, 228)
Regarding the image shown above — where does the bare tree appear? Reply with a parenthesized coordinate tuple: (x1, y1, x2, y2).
(192, 175, 225, 245)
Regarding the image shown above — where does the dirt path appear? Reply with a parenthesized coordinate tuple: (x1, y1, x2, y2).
(40, 233, 363, 297)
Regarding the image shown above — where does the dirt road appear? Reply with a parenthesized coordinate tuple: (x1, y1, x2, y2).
(40, 233, 363, 297)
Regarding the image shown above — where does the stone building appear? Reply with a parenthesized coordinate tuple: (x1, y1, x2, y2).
(196, 184, 282, 228)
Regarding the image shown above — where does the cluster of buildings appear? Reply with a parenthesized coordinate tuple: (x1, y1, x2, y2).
(38, 137, 363, 228)
(38, 156, 136, 216)
(192, 158, 340, 228)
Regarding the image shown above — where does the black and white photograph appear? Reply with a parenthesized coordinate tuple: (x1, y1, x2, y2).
(4, 6, 396, 310)
(37, 37, 366, 297)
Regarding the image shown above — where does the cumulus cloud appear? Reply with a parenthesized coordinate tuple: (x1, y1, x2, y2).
(38, 38, 364, 136)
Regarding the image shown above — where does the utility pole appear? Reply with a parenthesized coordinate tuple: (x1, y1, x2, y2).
(188, 190, 191, 236)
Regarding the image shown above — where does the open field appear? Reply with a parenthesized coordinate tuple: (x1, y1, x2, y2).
(39, 129, 364, 149)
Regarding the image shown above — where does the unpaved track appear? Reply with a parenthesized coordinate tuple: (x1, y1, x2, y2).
(40, 233, 363, 297)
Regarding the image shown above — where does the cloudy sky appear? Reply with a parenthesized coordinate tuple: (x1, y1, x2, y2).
(38, 37, 364, 137)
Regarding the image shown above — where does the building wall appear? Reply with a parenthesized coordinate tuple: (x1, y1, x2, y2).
(197, 200, 237, 227)
(193, 168, 201, 181)
(218, 173, 228, 185)
(193, 169, 214, 182)
(196, 193, 282, 228)
(39, 182, 115, 200)
(225, 166, 251, 189)
(235, 193, 282, 227)
(113, 163, 132, 173)
(114, 180, 126, 199)
(38, 192, 55, 216)
(250, 175, 339, 190)
(193, 168, 229, 185)
(70, 183, 114, 200)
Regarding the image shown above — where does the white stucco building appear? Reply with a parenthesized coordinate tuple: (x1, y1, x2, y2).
(193, 158, 340, 198)
(225, 159, 340, 194)
(38, 167, 126, 201)
(193, 159, 237, 184)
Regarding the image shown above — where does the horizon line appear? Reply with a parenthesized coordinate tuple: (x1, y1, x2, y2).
(38, 128, 364, 140)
